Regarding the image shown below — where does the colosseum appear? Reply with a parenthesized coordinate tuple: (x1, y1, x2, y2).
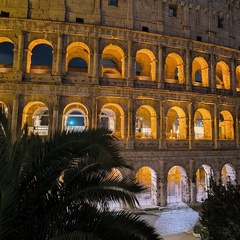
(0, 0, 240, 207)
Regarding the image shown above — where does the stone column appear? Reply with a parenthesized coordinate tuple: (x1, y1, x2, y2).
(185, 46, 192, 91)
(210, 52, 216, 93)
(188, 102, 194, 149)
(11, 94, 19, 140)
(189, 159, 197, 203)
(158, 160, 167, 207)
(91, 96, 98, 129)
(159, 100, 166, 149)
(231, 56, 236, 95)
(214, 103, 219, 149)
(127, 0, 133, 29)
(51, 95, 59, 134)
(157, 44, 164, 89)
(93, 37, 100, 80)
(54, 34, 63, 76)
(16, 31, 24, 72)
(94, 0, 101, 25)
(157, 0, 164, 32)
(236, 105, 239, 149)
(127, 41, 134, 87)
(126, 98, 134, 149)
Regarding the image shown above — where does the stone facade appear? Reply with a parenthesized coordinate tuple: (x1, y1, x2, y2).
(0, 0, 240, 206)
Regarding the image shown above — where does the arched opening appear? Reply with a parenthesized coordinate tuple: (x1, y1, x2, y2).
(192, 57, 209, 87)
(221, 163, 236, 185)
(135, 105, 157, 139)
(22, 102, 49, 137)
(66, 42, 90, 75)
(196, 164, 213, 202)
(0, 41, 14, 73)
(216, 61, 230, 90)
(136, 166, 157, 206)
(219, 111, 234, 140)
(63, 103, 88, 132)
(166, 107, 187, 139)
(194, 108, 212, 140)
(27, 40, 53, 74)
(165, 53, 185, 84)
(102, 45, 124, 78)
(167, 166, 189, 205)
(135, 49, 156, 81)
(0, 101, 9, 115)
(236, 66, 240, 91)
(100, 104, 124, 139)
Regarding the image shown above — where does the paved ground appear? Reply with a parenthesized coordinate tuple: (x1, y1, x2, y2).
(139, 202, 200, 240)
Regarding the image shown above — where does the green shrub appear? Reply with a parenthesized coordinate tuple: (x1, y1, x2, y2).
(193, 224, 202, 234)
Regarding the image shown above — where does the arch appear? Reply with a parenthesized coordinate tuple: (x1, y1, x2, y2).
(219, 110, 234, 140)
(22, 101, 49, 136)
(192, 57, 209, 87)
(66, 42, 90, 74)
(0, 101, 9, 115)
(100, 103, 124, 139)
(196, 164, 213, 202)
(135, 105, 157, 139)
(135, 49, 156, 81)
(216, 61, 230, 90)
(166, 106, 187, 139)
(236, 65, 240, 91)
(63, 103, 89, 132)
(27, 39, 53, 74)
(136, 166, 157, 206)
(102, 44, 125, 78)
(0, 40, 14, 73)
(221, 163, 236, 185)
(194, 108, 212, 140)
(164, 53, 185, 84)
(167, 166, 189, 204)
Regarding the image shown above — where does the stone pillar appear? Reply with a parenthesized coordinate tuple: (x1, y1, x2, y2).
(127, 41, 134, 87)
(157, 0, 164, 32)
(157, 44, 164, 89)
(93, 37, 100, 80)
(54, 34, 63, 75)
(185, 46, 192, 91)
(61, 34, 67, 75)
(210, 52, 216, 93)
(236, 105, 239, 149)
(94, 0, 101, 25)
(188, 102, 194, 149)
(159, 100, 166, 149)
(11, 94, 19, 140)
(127, 0, 133, 29)
(16, 31, 24, 72)
(126, 98, 134, 149)
(214, 103, 219, 149)
(158, 160, 167, 207)
(189, 159, 197, 203)
(51, 95, 59, 134)
(231, 56, 236, 94)
(92, 97, 98, 129)
(183, 4, 191, 37)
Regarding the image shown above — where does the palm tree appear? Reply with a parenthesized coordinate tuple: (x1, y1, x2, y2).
(0, 111, 162, 240)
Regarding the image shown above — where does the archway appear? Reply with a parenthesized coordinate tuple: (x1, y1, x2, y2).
(216, 61, 230, 90)
(166, 107, 187, 139)
(0, 40, 14, 73)
(192, 57, 209, 87)
(164, 53, 185, 84)
(221, 163, 236, 185)
(135, 49, 156, 81)
(196, 164, 213, 202)
(22, 102, 49, 137)
(63, 103, 88, 132)
(167, 166, 189, 205)
(100, 104, 124, 139)
(219, 110, 234, 140)
(66, 42, 90, 74)
(194, 108, 212, 140)
(102, 44, 124, 78)
(136, 166, 157, 206)
(135, 105, 157, 139)
(27, 39, 53, 74)
(236, 66, 240, 91)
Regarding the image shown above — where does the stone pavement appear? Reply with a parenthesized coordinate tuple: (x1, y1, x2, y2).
(164, 232, 197, 240)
